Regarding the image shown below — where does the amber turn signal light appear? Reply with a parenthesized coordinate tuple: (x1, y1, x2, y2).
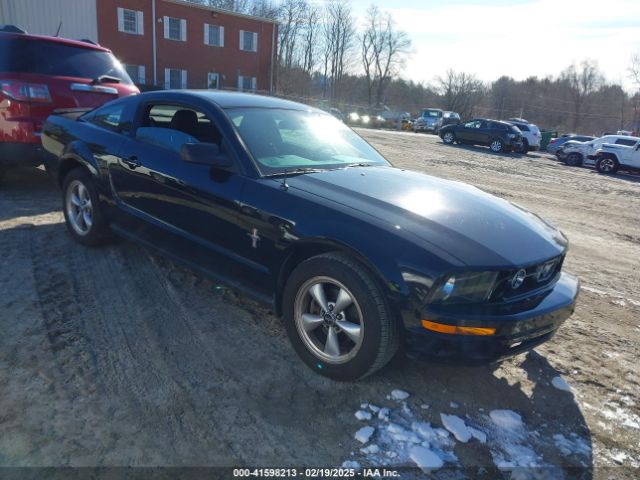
(421, 319, 496, 336)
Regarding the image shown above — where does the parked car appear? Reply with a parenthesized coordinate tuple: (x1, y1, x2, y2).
(413, 108, 443, 134)
(559, 135, 640, 167)
(0, 27, 139, 179)
(41, 91, 578, 380)
(442, 111, 461, 127)
(439, 119, 523, 153)
(507, 120, 541, 152)
(547, 135, 595, 155)
(593, 138, 640, 174)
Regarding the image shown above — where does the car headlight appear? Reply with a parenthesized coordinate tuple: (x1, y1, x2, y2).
(428, 271, 498, 304)
(361, 115, 370, 124)
(349, 112, 359, 121)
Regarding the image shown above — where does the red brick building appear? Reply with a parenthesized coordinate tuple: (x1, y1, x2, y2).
(96, 0, 278, 92)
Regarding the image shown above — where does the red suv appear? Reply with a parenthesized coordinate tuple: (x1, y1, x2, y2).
(0, 28, 139, 178)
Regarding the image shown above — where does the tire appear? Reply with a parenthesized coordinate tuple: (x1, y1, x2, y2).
(489, 138, 504, 153)
(282, 252, 400, 381)
(596, 156, 619, 174)
(442, 132, 456, 145)
(520, 139, 529, 154)
(62, 168, 112, 246)
(565, 152, 582, 167)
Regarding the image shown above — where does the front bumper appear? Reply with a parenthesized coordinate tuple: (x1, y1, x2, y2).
(414, 124, 438, 132)
(403, 272, 580, 363)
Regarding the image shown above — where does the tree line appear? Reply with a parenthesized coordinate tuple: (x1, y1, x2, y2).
(189, 0, 640, 135)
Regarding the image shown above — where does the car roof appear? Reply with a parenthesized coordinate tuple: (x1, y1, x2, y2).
(601, 134, 640, 141)
(151, 90, 323, 112)
(0, 31, 110, 52)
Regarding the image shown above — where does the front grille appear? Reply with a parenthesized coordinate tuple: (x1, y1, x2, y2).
(490, 255, 564, 302)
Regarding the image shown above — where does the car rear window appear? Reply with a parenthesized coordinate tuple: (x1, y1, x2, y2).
(514, 123, 530, 132)
(614, 138, 638, 146)
(0, 36, 132, 84)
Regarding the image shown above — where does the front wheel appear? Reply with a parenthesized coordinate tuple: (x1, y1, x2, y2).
(442, 132, 456, 144)
(489, 138, 504, 153)
(62, 168, 112, 246)
(282, 252, 399, 381)
(596, 156, 619, 174)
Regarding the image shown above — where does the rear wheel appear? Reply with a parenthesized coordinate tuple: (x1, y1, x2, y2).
(442, 132, 455, 144)
(62, 168, 112, 246)
(282, 252, 399, 381)
(565, 152, 582, 167)
(596, 156, 619, 174)
(489, 138, 504, 153)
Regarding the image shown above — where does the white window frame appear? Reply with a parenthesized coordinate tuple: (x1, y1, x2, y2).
(164, 68, 188, 89)
(238, 75, 257, 92)
(163, 16, 187, 41)
(117, 8, 143, 35)
(204, 24, 224, 47)
(124, 64, 146, 84)
(239, 30, 258, 52)
(207, 72, 220, 90)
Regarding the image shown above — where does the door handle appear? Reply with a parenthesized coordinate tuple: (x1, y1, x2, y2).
(122, 156, 140, 169)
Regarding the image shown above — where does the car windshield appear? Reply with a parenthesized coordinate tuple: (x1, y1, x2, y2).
(0, 36, 133, 84)
(226, 108, 389, 175)
(423, 110, 440, 117)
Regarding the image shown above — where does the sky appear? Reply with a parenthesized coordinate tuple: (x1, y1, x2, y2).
(337, 0, 640, 90)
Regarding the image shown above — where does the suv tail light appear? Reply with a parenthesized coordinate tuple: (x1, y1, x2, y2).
(0, 80, 52, 103)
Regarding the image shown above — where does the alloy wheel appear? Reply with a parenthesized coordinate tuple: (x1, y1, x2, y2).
(443, 132, 454, 144)
(66, 180, 93, 236)
(600, 158, 614, 172)
(294, 276, 364, 364)
(490, 140, 503, 152)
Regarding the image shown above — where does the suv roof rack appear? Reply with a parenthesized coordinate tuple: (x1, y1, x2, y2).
(0, 25, 27, 34)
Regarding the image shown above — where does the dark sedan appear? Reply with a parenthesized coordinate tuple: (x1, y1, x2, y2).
(41, 91, 579, 380)
(440, 119, 523, 153)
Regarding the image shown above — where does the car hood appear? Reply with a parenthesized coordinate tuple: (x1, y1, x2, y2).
(287, 166, 567, 267)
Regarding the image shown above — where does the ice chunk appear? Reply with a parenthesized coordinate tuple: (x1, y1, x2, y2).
(551, 376, 573, 393)
(377, 407, 390, 421)
(450, 402, 459, 409)
(440, 414, 472, 443)
(490, 410, 523, 430)
(391, 389, 410, 401)
(360, 403, 369, 409)
(468, 426, 487, 444)
(368, 404, 380, 413)
(342, 460, 360, 469)
(360, 444, 380, 454)
(354, 426, 375, 444)
(355, 410, 372, 421)
(409, 446, 444, 472)
(420, 404, 430, 410)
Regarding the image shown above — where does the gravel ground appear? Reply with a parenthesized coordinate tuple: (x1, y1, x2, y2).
(0, 130, 638, 479)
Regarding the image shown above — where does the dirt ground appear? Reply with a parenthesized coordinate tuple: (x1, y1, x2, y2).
(0, 130, 638, 479)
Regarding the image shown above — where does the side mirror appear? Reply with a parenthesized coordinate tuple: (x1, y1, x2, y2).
(181, 142, 233, 168)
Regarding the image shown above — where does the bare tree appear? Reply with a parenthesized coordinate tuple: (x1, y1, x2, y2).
(560, 59, 604, 130)
(322, 0, 355, 101)
(359, 6, 411, 107)
(437, 69, 485, 119)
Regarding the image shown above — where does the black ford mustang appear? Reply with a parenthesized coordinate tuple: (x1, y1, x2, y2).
(41, 91, 579, 380)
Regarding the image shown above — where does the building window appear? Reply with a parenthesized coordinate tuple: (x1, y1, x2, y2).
(164, 68, 187, 89)
(117, 8, 143, 35)
(124, 64, 146, 85)
(204, 24, 224, 47)
(238, 75, 256, 92)
(207, 73, 220, 90)
(239, 30, 257, 52)
(164, 16, 186, 41)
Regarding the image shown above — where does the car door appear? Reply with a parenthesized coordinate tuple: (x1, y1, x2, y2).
(108, 98, 269, 295)
(458, 120, 480, 142)
(630, 141, 640, 168)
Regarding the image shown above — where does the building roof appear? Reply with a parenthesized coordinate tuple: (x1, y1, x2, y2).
(163, 0, 279, 25)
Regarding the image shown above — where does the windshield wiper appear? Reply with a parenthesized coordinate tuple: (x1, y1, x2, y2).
(263, 167, 326, 178)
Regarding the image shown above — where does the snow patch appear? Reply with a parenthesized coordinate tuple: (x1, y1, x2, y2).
(490, 410, 523, 430)
(553, 433, 590, 457)
(468, 426, 487, 444)
(551, 376, 573, 393)
(341, 460, 360, 469)
(360, 444, 380, 455)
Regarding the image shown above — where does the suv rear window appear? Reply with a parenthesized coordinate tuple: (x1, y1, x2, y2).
(614, 138, 638, 146)
(514, 123, 530, 132)
(0, 36, 133, 84)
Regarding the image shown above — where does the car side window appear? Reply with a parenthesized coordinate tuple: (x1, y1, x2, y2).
(87, 103, 125, 132)
(614, 138, 637, 147)
(464, 121, 479, 129)
(136, 103, 223, 154)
